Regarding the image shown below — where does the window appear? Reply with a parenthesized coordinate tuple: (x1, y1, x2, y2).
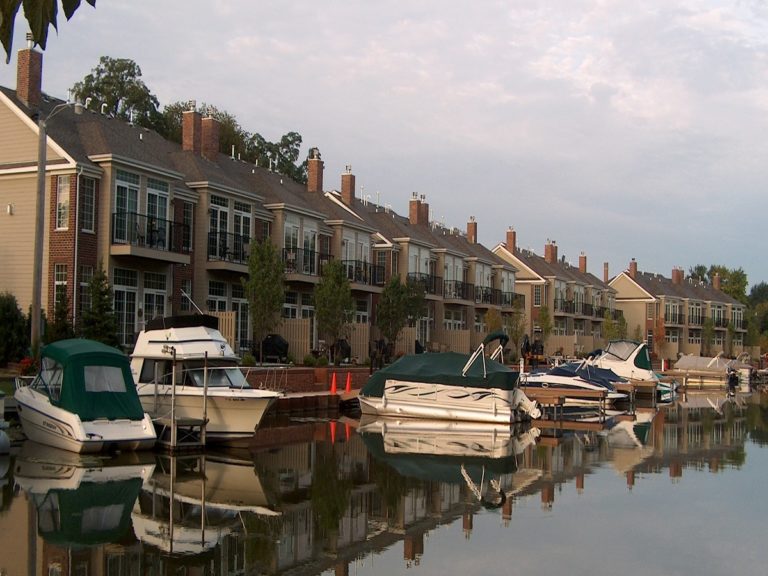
(84, 365, 126, 393)
(646, 303, 654, 320)
(355, 298, 369, 324)
(56, 175, 70, 229)
(182, 201, 193, 251)
(78, 265, 93, 318)
(180, 278, 192, 312)
(533, 285, 542, 307)
(283, 291, 298, 318)
(443, 308, 466, 330)
(232, 283, 249, 346)
(688, 329, 701, 345)
(114, 170, 139, 243)
(79, 176, 95, 232)
(207, 280, 227, 312)
(54, 264, 67, 306)
(113, 268, 138, 346)
(143, 272, 167, 323)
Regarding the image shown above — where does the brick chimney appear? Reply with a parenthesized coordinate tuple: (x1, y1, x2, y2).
(182, 108, 202, 154)
(628, 258, 637, 279)
(579, 252, 587, 274)
(506, 227, 517, 253)
(409, 193, 428, 225)
(307, 148, 323, 193)
(671, 267, 683, 285)
(603, 262, 609, 283)
(544, 240, 558, 264)
(201, 116, 220, 161)
(17, 34, 43, 111)
(467, 216, 477, 244)
(713, 272, 721, 291)
(341, 165, 355, 206)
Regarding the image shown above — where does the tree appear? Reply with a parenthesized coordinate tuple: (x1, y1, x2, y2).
(504, 299, 526, 362)
(0, 292, 27, 364)
(47, 289, 75, 343)
(375, 277, 410, 350)
(71, 56, 162, 131)
(688, 264, 748, 305)
(749, 282, 768, 308)
(484, 308, 503, 333)
(537, 305, 553, 350)
(243, 239, 285, 364)
(79, 262, 120, 347)
(313, 260, 353, 364)
(653, 315, 666, 359)
(1, 0, 95, 62)
(701, 317, 715, 356)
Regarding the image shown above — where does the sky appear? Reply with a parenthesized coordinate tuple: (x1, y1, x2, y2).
(2, 0, 767, 288)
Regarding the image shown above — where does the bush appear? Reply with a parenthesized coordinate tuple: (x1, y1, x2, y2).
(316, 355, 329, 367)
(303, 354, 317, 367)
(0, 292, 27, 365)
(241, 351, 256, 366)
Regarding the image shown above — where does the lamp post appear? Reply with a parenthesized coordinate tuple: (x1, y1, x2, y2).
(31, 101, 82, 354)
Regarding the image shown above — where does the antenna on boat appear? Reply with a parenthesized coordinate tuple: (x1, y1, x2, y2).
(181, 289, 205, 315)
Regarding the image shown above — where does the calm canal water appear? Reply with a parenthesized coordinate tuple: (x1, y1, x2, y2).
(1, 392, 767, 576)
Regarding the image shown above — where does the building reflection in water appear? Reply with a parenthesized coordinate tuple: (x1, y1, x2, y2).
(0, 392, 758, 575)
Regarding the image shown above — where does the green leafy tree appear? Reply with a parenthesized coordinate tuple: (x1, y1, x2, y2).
(243, 239, 285, 364)
(689, 264, 748, 305)
(46, 289, 75, 343)
(71, 56, 162, 131)
(1, 0, 95, 62)
(376, 276, 426, 352)
(537, 305, 553, 351)
(313, 260, 353, 364)
(749, 282, 768, 308)
(504, 298, 526, 362)
(79, 262, 120, 347)
(484, 308, 503, 333)
(0, 292, 27, 364)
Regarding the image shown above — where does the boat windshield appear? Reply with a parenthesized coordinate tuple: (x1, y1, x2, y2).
(186, 367, 250, 389)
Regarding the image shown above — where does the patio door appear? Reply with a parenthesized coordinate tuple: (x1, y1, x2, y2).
(209, 202, 228, 258)
(115, 183, 138, 243)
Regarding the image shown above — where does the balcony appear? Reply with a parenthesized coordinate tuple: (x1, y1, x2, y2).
(342, 259, 386, 287)
(206, 231, 250, 272)
(408, 272, 442, 296)
(283, 248, 331, 277)
(503, 292, 525, 309)
(688, 314, 706, 327)
(444, 280, 470, 300)
(665, 312, 685, 325)
(713, 317, 729, 328)
(110, 211, 190, 265)
(554, 298, 575, 314)
(474, 286, 502, 306)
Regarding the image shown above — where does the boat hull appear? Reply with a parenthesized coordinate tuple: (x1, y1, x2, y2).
(520, 373, 626, 406)
(138, 386, 279, 441)
(358, 378, 539, 423)
(15, 387, 156, 454)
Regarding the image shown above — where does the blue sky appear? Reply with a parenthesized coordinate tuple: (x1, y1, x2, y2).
(2, 1, 767, 287)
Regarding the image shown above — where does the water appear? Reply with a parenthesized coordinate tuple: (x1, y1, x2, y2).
(1, 393, 766, 576)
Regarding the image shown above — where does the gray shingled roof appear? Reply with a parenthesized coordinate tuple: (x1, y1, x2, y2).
(630, 270, 742, 305)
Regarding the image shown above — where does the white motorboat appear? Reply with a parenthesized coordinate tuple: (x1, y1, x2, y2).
(520, 361, 628, 406)
(130, 315, 282, 443)
(586, 339, 678, 399)
(358, 331, 541, 424)
(14, 339, 157, 453)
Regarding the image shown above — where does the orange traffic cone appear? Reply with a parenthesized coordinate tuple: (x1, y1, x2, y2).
(330, 420, 337, 444)
(330, 372, 337, 394)
(345, 372, 352, 393)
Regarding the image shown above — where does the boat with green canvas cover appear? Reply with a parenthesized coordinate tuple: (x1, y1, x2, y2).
(358, 331, 541, 423)
(14, 339, 157, 453)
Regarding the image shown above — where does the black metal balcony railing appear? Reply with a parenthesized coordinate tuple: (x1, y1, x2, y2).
(554, 298, 575, 314)
(665, 312, 685, 325)
(208, 231, 250, 265)
(407, 273, 442, 296)
(444, 280, 470, 300)
(688, 314, 706, 326)
(342, 259, 386, 286)
(474, 286, 501, 305)
(112, 212, 190, 254)
(283, 248, 332, 277)
(714, 317, 729, 328)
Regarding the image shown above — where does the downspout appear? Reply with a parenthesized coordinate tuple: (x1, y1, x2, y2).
(72, 164, 83, 328)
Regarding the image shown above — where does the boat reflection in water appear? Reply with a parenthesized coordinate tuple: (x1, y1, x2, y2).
(14, 442, 155, 548)
(132, 452, 281, 558)
(359, 416, 543, 509)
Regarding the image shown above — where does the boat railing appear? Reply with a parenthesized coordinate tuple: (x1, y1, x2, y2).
(14, 375, 35, 390)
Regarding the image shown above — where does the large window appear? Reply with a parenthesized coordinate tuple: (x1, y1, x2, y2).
(78, 265, 93, 318)
(56, 175, 70, 229)
(79, 176, 95, 232)
(143, 272, 167, 323)
(533, 285, 542, 307)
(113, 268, 138, 346)
(283, 291, 298, 318)
(54, 263, 67, 306)
(114, 170, 139, 243)
(207, 280, 227, 312)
